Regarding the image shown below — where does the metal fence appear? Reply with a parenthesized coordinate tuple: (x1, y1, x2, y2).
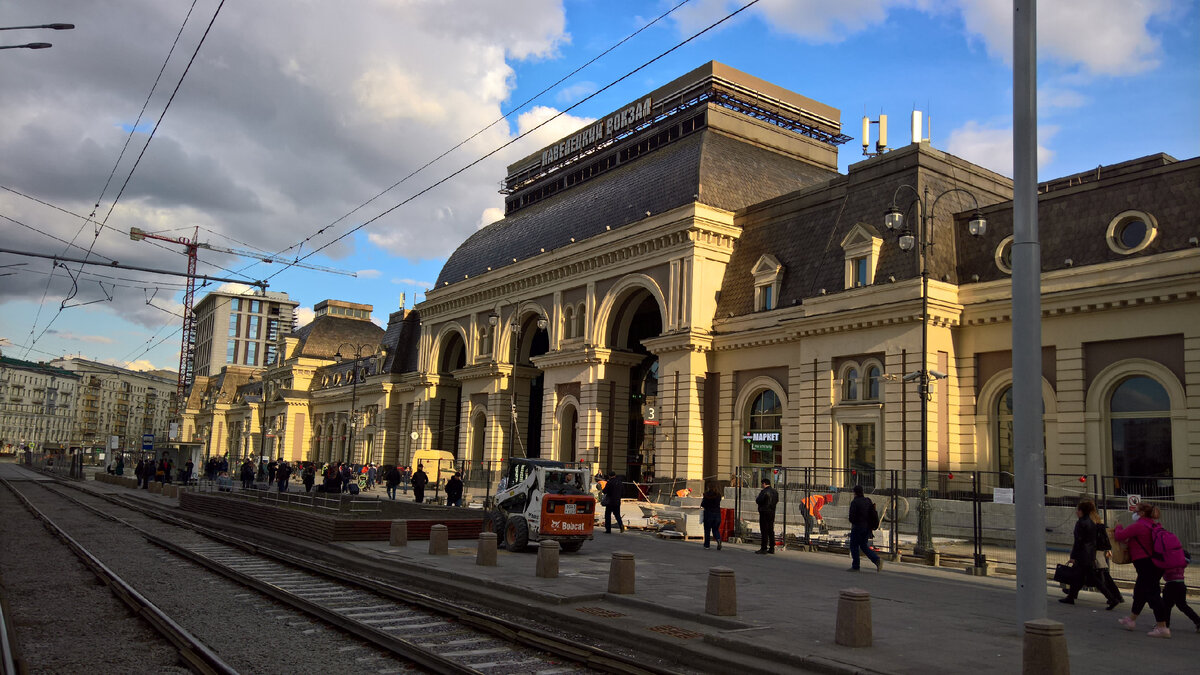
(733, 466, 1200, 585)
(416, 458, 594, 505)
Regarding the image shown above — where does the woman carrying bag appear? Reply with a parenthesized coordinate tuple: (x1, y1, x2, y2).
(1061, 500, 1121, 608)
(1114, 501, 1171, 638)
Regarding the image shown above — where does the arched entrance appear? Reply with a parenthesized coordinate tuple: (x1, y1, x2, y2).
(513, 312, 549, 458)
(604, 288, 664, 481)
(556, 401, 579, 462)
(434, 329, 467, 456)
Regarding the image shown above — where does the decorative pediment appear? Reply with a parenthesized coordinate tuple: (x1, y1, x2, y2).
(840, 222, 882, 250)
(751, 254, 783, 279)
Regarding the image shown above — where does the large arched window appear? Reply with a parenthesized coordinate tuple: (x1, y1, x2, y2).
(865, 365, 881, 401)
(842, 367, 859, 401)
(746, 390, 782, 466)
(1109, 376, 1172, 479)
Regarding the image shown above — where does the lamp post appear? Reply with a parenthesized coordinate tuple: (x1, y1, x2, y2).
(1, 22, 73, 50)
(334, 343, 377, 465)
(488, 305, 547, 460)
(884, 185, 986, 560)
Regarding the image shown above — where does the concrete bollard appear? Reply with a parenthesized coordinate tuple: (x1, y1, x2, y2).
(705, 567, 737, 616)
(1022, 619, 1069, 675)
(389, 520, 408, 547)
(428, 524, 448, 555)
(148, 481, 162, 495)
(477, 532, 497, 566)
(163, 484, 176, 498)
(536, 540, 560, 578)
(608, 551, 635, 595)
(835, 588, 872, 647)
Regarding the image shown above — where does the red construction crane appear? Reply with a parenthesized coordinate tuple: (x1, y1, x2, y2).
(129, 226, 355, 416)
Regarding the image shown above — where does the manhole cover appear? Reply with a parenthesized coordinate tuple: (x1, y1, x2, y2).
(646, 624, 703, 639)
(576, 607, 625, 618)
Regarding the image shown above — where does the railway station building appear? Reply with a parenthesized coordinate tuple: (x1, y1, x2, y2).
(184, 62, 1200, 496)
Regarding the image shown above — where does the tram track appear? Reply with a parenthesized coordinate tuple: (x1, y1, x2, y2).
(13, 477, 678, 675)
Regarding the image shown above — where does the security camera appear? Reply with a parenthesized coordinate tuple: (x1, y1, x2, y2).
(902, 371, 922, 382)
(930, 370, 948, 380)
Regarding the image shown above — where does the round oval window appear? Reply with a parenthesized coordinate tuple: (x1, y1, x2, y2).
(1106, 210, 1157, 254)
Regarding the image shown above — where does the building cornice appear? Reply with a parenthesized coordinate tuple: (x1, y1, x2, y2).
(421, 203, 737, 320)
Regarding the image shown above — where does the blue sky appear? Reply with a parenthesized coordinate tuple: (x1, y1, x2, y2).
(0, 0, 1196, 371)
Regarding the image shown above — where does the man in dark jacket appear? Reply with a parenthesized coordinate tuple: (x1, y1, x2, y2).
(276, 460, 292, 492)
(756, 478, 779, 554)
(445, 472, 464, 507)
(240, 459, 255, 489)
(603, 472, 625, 533)
(847, 484, 883, 572)
(384, 465, 401, 500)
(411, 464, 429, 503)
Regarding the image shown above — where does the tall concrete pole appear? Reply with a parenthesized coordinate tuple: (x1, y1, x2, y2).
(1013, 0, 1046, 625)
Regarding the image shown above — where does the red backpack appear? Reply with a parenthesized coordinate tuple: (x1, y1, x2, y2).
(1148, 522, 1190, 570)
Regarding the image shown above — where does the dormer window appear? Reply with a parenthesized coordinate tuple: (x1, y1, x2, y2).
(751, 254, 784, 312)
(840, 223, 884, 290)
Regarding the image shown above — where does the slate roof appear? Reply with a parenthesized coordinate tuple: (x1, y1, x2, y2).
(955, 153, 1198, 284)
(716, 146, 1197, 319)
(716, 144, 1014, 317)
(288, 315, 384, 360)
(435, 128, 837, 288)
(381, 309, 421, 374)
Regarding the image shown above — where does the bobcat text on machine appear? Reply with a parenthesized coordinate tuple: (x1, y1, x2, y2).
(489, 458, 595, 552)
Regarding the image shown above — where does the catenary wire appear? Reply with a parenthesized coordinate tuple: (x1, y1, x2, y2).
(261, 0, 696, 265)
(269, 0, 762, 280)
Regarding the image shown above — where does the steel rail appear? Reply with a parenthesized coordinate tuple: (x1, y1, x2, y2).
(0, 479, 238, 675)
(57, 480, 673, 675)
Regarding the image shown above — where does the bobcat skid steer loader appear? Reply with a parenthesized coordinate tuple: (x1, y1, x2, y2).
(489, 458, 594, 552)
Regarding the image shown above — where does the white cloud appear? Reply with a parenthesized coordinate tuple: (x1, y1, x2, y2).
(101, 357, 157, 371)
(944, 0, 1170, 76)
(0, 0, 570, 323)
(479, 207, 505, 229)
(945, 121, 1057, 177)
(678, 0, 1173, 75)
(45, 331, 115, 345)
(294, 307, 315, 328)
(390, 278, 434, 288)
(556, 81, 597, 104)
(356, 269, 382, 279)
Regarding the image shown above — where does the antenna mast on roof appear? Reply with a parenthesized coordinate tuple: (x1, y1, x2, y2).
(862, 112, 888, 157)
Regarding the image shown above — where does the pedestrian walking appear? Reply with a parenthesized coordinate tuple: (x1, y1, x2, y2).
(400, 466, 411, 493)
(367, 464, 378, 491)
(847, 485, 883, 571)
(445, 472, 464, 507)
(115, 456, 124, 476)
(276, 460, 292, 492)
(240, 460, 255, 490)
(603, 472, 625, 534)
(268, 459, 278, 484)
(700, 484, 722, 550)
(1162, 558, 1200, 633)
(1061, 500, 1119, 606)
(411, 464, 429, 503)
(182, 460, 194, 485)
(134, 459, 145, 488)
(385, 465, 401, 500)
(1079, 498, 1125, 608)
(302, 463, 316, 492)
(755, 478, 778, 554)
(1114, 501, 1171, 637)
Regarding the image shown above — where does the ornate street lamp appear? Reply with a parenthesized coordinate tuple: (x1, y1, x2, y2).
(884, 185, 986, 560)
(489, 305, 547, 459)
(334, 343, 378, 464)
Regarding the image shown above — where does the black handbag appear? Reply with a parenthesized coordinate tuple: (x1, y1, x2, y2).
(1053, 563, 1077, 585)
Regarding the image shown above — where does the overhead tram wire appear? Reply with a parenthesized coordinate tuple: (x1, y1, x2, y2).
(269, 0, 763, 280)
(13, 0, 226, 357)
(247, 0, 696, 267)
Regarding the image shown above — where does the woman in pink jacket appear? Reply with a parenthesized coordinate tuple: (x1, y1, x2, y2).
(1113, 501, 1171, 638)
